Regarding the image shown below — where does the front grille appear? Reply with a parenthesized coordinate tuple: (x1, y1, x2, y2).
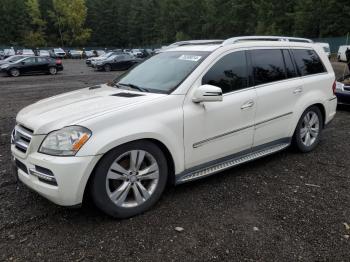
(12, 125, 34, 153)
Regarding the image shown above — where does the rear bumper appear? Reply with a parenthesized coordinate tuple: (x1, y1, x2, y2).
(325, 96, 337, 125)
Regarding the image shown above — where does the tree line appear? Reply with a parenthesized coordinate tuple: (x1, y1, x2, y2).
(0, 0, 349, 48)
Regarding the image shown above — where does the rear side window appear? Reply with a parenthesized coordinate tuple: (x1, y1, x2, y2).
(202, 51, 248, 94)
(291, 49, 326, 76)
(250, 49, 287, 86)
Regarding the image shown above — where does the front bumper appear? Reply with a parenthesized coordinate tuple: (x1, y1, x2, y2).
(11, 145, 101, 206)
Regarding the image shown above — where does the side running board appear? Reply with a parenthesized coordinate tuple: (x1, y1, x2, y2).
(176, 143, 290, 184)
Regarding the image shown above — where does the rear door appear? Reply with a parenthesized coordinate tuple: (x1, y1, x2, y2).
(36, 57, 50, 72)
(250, 48, 302, 147)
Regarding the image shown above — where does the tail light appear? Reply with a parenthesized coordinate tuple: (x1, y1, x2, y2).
(332, 80, 336, 95)
(55, 59, 62, 65)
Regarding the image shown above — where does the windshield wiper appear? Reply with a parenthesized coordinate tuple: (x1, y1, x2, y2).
(117, 83, 150, 93)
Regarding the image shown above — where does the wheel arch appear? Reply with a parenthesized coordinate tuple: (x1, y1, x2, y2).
(82, 138, 176, 204)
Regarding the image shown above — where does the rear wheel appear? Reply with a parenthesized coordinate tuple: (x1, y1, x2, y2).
(9, 68, 20, 77)
(104, 64, 111, 72)
(292, 106, 323, 153)
(91, 141, 168, 218)
(49, 67, 57, 75)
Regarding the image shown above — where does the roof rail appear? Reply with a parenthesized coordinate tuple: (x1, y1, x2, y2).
(222, 36, 313, 46)
(168, 40, 224, 47)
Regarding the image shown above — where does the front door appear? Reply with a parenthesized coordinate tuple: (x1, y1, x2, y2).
(183, 50, 256, 169)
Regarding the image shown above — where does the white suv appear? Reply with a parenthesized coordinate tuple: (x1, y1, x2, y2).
(11, 36, 337, 218)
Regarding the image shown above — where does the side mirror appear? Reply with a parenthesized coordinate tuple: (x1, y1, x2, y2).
(21, 61, 25, 65)
(192, 85, 223, 103)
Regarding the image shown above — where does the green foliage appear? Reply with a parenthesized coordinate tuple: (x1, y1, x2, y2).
(0, 0, 349, 47)
(49, 0, 91, 46)
(24, 0, 46, 47)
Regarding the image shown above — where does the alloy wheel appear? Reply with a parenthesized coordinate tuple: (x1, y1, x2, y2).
(300, 111, 320, 147)
(105, 150, 159, 208)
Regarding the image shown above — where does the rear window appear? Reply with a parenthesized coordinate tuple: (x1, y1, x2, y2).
(291, 49, 326, 76)
(250, 49, 287, 86)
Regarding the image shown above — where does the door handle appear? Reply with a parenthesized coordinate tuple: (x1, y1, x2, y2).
(293, 87, 303, 94)
(241, 100, 254, 110)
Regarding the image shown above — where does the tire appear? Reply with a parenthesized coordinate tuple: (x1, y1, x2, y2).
(104, 64, 111, 72)
(9, 68, 20, 77)
(49, 67, 57, 75)
(90, 141, 168, 218)
(292, 106, 323, 153)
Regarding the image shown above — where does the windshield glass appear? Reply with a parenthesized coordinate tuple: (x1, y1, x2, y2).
(323, 47, 330, 52)
(5, 55, 24, 62)
(114, 51, 209, 94)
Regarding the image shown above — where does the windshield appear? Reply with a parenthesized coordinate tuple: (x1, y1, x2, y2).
(4, 55, 24, 62)
(323, 47, 330, 52)
(114, 51, 209, 94)
(54, 48, 64, 52)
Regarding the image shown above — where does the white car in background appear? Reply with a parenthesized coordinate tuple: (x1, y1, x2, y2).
(316, 42, 331, 58)
(337, 45, 350, 62)
(39, 50, 50, 57)
(51, 48, 66, 58)
(11, 36, 337, 218)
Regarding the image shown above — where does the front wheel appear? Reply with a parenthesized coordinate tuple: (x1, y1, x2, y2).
(104, 64, 111, 72)
(292, 106, 323, 153)
(90, 141, 168, 218)
(9, 68, 20, 77)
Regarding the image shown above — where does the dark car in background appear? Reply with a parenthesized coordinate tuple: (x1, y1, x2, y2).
(336, 76, 350, 105)
(67, 50, 83, 59)
(92, 53, 139, 71)
(0, 56, 63, 77)
(0, 50, 4, 60)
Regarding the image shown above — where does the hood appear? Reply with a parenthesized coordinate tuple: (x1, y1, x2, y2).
(16, 84, 166, 134)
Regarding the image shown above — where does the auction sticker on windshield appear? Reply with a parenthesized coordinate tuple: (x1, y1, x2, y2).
(178, 55, 202, 62)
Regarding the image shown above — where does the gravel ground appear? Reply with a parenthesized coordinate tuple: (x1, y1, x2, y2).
(0, 60, 349, 261)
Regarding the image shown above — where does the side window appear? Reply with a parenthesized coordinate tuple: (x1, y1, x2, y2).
(282, 49, 297, 78)
(202, 51, 248, 94)
(23, 57, 36, 63)
(291, 49, 326, 76)
(251, 49, 287, 85)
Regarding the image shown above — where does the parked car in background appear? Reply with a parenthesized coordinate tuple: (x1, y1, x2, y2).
(316, 42, 331, 58)
(50, 48, 66, 59)
(83, 50, 94, 58)
(335, 76, 350, 105)
(93, 50, 106, 57)
(0, 49, 4, 60)
(67, 50, 82, 59)
(0, 56, 63, 77)
(4, 48, 15, 58)
(17, 49, 35, 56)
(130, 49, 143, 57)
(39, 50, 50, 57)
(93, 53, 139, 71)
(10, 36, 337, 218)
(86, 51, 119, 66)
(0, 55, 28, 65)
(337, 45, 350, 62)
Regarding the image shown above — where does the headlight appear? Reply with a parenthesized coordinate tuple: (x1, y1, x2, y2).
(39, 126, 91, 156)
(1, 64, 9, 69)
